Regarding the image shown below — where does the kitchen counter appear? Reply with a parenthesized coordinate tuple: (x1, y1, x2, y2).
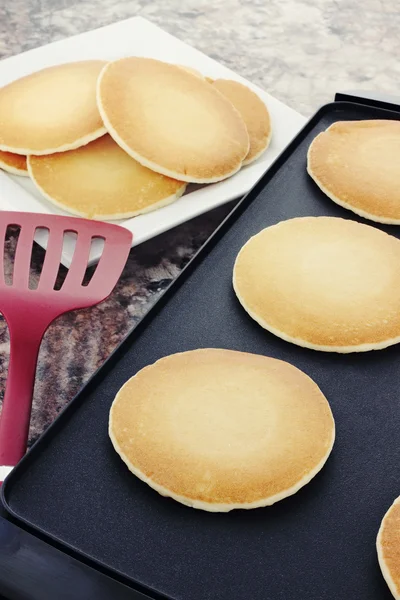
(0, 0, 399, 446)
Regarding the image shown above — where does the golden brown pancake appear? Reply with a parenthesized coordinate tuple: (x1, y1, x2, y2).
(233, 216, 400, 352)
(212, 79, 271, 164)
(377, 496, 400, 599)
(0, 150, 27, 176)
(97, 57, 249, 183)
(109, 348, 335, 511)
(28, 134, 186, 220)
(0, 61, 107, 155)
(308, 120, 400, 224)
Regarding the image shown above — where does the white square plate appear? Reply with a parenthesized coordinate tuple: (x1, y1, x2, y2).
(0, 17, 306, 266)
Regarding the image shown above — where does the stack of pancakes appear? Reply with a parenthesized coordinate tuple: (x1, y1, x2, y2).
(0, 58, 271, 220)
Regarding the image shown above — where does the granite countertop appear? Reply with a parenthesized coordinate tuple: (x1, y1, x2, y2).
(0, 0, 399, 446)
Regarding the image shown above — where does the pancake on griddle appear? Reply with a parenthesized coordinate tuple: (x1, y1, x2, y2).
(233, 216, 400, 352)
(28, 134, 186, 220)
(212, 79, 271, 164)
(109, 348, 335, 512)
(308, 120, 400, 224)
(377, 496, 400, 599)
(97, 57, 249, 183)
(0, 150, 27, 176)
(0, 61, 106, 155)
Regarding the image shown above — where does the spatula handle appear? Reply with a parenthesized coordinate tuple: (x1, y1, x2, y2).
(0, 327, 43, 484)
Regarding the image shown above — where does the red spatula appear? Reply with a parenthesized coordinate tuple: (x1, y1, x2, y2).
(0, 212, 132, 483)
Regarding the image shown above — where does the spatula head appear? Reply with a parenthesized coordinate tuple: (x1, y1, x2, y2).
(0, 213, 131, 480)
(0, 211, 132, 319)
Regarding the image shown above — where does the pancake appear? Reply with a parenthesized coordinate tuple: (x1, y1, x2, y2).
(0, 150, 27, 176)
(0, 61, 107, 155)
(377, 496, 400, 599)
(233, 216, 400, 353)
(109, 349, 335, 511)
(28, 134, 186, 220)
(308, 120, 400, 224)
(212, 79, 271, 164)
(97, 57, 249, 183)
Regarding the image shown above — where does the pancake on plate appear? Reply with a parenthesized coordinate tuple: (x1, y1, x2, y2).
(97, 57, 249, 183)
(0, 150, 27, 176)
(212, 79, 271, 164)
(308, 120, 400, 224)
(233, 216, 400, 352)
(0, 61, 107, 155)
(109, 348, 335, 512)
(28, 134, 186, 220)
(377, 496, 400, 599)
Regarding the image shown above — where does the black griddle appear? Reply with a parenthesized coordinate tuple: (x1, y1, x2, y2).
(3, 95, 400, 600)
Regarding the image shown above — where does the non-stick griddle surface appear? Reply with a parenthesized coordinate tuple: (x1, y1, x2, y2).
(3, 102, 400, 600)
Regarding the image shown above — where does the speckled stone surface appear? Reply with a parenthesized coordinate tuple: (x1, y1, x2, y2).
(0, 0, 399, 445)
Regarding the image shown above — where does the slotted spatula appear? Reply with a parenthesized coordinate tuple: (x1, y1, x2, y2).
(0, 211, 132, 483)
